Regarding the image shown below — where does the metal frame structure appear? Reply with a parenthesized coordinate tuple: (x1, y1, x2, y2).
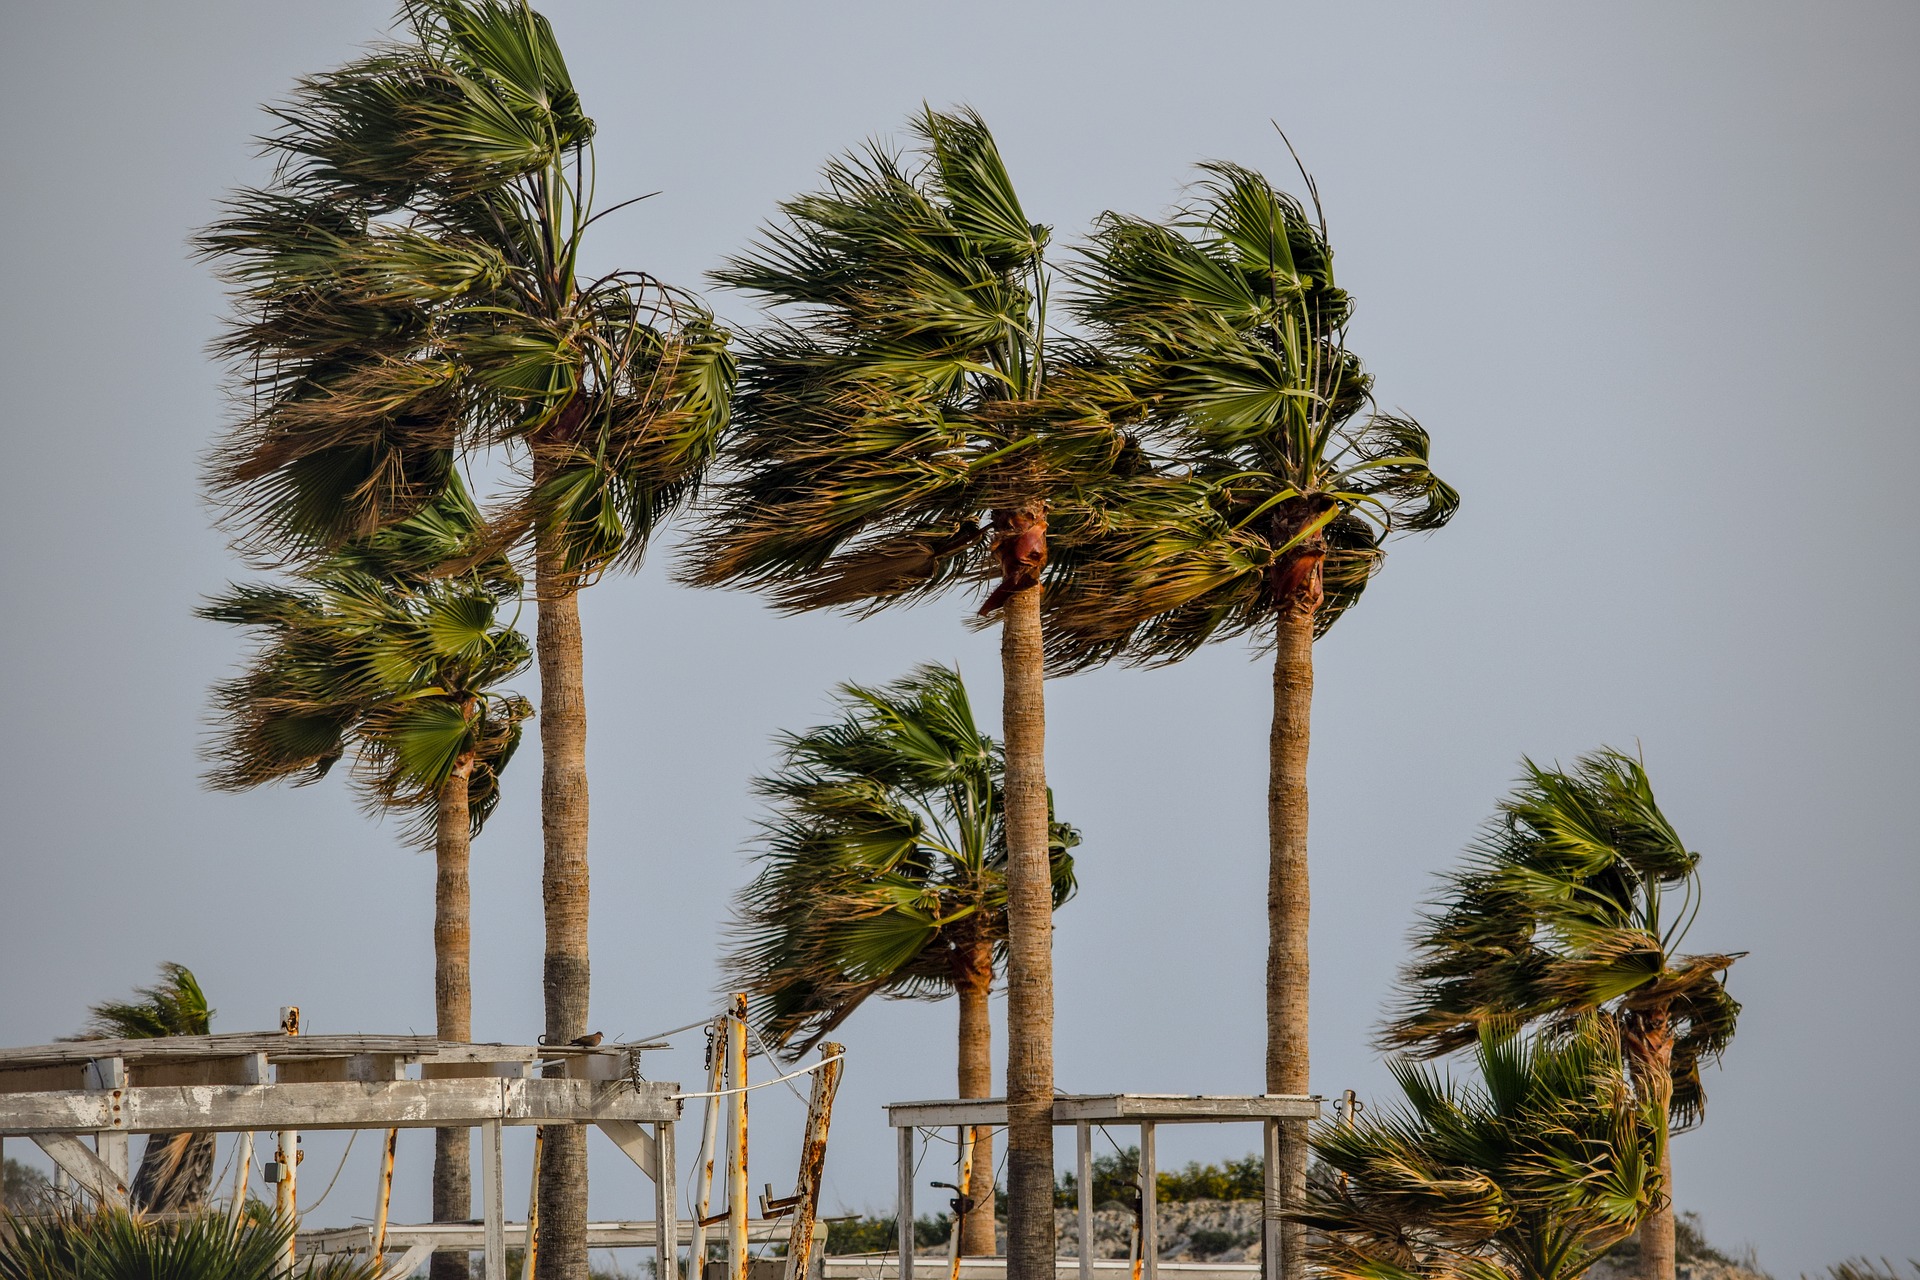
(886, 1095, 1320, 1280)
(0, 1020, 845, 1280)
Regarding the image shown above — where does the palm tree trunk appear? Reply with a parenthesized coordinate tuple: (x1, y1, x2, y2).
(1267, 609, 1314, 1280)
(433, 765, 475, 1280)
(534, 537, 592, 1280)
(1000, 583, 1054, 1280)
(1628, 1009, 1677, 1280)
(955, 937, 997, 1258)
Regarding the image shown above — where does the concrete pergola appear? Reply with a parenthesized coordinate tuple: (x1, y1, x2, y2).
(885, 1094, 1320, 1280)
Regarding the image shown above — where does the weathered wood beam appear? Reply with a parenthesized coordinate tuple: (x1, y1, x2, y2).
(33, 1133, 128, 1205)
(0, 1077, 680, 1135)
(596, 1119, 659, 1180)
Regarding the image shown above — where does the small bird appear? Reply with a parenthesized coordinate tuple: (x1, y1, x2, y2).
(570, 1032, 604, 1048)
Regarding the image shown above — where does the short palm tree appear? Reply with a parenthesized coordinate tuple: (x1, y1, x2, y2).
(197, 5, 732, 1268)
(0, 1205, 383, 1280)
(1299, 1019, 1660, 1280)
(68, 965, 216, 1213)
(1044, 161, 1458, 1276)
(1378, 751, 1742, 1280)
(725, 664, 1079, 1257)
(685, 107, 1121, 1279)
(201, 483, 531, 1280)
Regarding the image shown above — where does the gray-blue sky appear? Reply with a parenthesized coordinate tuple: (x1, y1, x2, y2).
(2, 1, 1915, 1271)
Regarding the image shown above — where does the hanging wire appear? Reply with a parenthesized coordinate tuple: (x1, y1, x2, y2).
(294, 1130, 359, 1213)
(670, 1053, 843, 1100)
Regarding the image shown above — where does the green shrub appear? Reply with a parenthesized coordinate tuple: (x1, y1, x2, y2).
(0, 1207, 381, 1280)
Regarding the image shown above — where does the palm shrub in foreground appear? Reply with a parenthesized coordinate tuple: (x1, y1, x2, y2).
(686, 107, 1125, 1280)
(1043, 161, 1457, 1279)
(0, 1207, 382, 1280)
(64, 965, 216, 1214)
(1379, 751, 1741, 1280)
(725, 663, 1079, 1255)
(197, 4, 732, 1271)
(1298, 1020, 1659, 1280)
(201, 483, 531, 1280)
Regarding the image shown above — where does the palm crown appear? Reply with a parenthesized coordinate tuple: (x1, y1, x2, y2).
(1045, 162, 1457, 667)
(1380, 751, 1741, 1130)
(200, 481, 532, 842)
(726, 664, 1078, 1057)
(1301, 1020, 1660, 1280)
(198, 0, 731, 575)
(685, 107, 1119, 611)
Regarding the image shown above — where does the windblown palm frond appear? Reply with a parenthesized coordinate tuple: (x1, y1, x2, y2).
(1301, 1020, 1660, 1280)
(1380, 750, 1741, 1131)
(0, 1205, 383, 1280)
(682, 107, 1123, 612)
(200, 479, 532, 845)
(724, 664, 1078, 1057)
(199, 0, 730, 579)
(1043, 162, 1457, 669)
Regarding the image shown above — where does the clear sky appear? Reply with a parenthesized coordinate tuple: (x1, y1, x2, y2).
(2, 2, 1916, 1272)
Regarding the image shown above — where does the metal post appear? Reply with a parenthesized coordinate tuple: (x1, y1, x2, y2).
(1139, 1122, 1157, 1280)
(1076, 1122, 1093, 1280)
(727, 995, 750, 1280)
(277, 1005, 299, 1270)
(372, 1128, 399, 1262)
(655, 1121, 679, 1280)
(482, 1120, 505, 1280)
(229, 1132, 255, 1227)
(947, 1125, 974, 1280)
(897, 1125, 915, 1280)
(521, 1128, 543, 1280)
(784, 1044, 844, 1280)
(690, 1024, 724, 1280)
(1261, 1119, 1282, 1280)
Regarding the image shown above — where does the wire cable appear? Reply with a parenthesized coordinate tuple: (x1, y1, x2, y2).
(295, 1130, 358, 1213)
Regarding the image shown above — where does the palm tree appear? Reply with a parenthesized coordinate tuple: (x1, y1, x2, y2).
(196, 5, 732, 1269)
(1042, 161, 1458, 1277)
(1377, 750, 1742, 1280)
(1298, 1019, 1660, 1280)
(67, 964, 218, 1213)
(684, 108, 1121, 1280)
(0, 1205, 384, 1280)
(724, 664, 1079, 1258)
(201, 483, 531, 1280)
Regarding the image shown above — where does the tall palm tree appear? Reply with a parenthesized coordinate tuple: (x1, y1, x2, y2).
(202, 483, 531, 1280)
(724, 664, 1079, 1258)
(1043, 161, 1458, 1278)
(1299, 1019, 1660, 1280)
(684, 108, 1121, 1280)
(196, 5, 732, 1269)
(1377, 750, 1742, 1280)
(68, 964, 218, 1213)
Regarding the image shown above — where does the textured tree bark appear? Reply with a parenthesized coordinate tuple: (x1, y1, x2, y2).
(1629, 1010, 1677, 1280)
(1000, 584, 1054, 1280)
(955, 937, 997, 1258)
(534, 538, 591, 1280)
(1267, 609, 1315, 1280)
(432, 766, 475, 1280)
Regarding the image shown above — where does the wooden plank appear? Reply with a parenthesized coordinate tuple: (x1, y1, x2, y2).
(385, 1242, 433, 1280)
(302, 1220, 800, 1252)
(1140, 1122, 1157, 1280)
(0, 1077, 681, 1135)
(33, 1133, 128, 1205)
(897, 1126, 914, 1280)
(0, 1064, 85, 1094)
(0, 1034, 440, 1068)
(482, 1121, 505, 1280)
(421, 1061, 533, 1080)
(884, 1095, 1323, 1129)
(276, 1055, 408, 1084)
(655, 1123, 678, 1280)
(597, 1119, 659, 1180)
(132, 1054, 268, 1088)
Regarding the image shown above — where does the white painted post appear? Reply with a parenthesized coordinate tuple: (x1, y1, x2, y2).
(229, 1132, 255, 1227)
(655, 1121, 678, 1280)
(1076, 1122, 1093, 1280)
(1140, 1122, 1157, 1280)
(690, 1026, 724, 1280)
(482, 1120, 505, 1280)
(85, 1059, 128, 1195)
(897, 1125, 915, 1280)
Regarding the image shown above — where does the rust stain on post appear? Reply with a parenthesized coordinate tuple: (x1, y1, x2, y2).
(728, 995, 750, 1280)
(372, 1127, 398, 1257)
(783, 1043, 844, 1280)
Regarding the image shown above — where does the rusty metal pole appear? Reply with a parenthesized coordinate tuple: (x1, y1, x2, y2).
(727, 995, 750, 1280)
(276, 1005, 300, 1270)
(782, 1043, 844, 1280)
(947, 1125, 974, 1280)
(229, 1131, 255, 1228)
(521, 1128, 544, 1280)
(372, 1128, 399, 1263)
(690, 1021, 725, 1280)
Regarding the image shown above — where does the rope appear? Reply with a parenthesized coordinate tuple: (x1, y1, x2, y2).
(670, 1053, 843, 1100)
(295, 1130, 358, 1213)
(744, 1020, 813, 1105)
